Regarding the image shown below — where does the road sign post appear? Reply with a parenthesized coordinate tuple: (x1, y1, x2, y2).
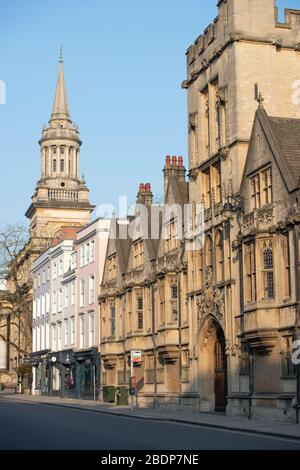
(130, 350, 142, 412)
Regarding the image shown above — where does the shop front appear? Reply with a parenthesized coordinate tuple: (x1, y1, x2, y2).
(30, 350, 50, 396)
(60, 350, 76, 398)
(74, 348, 100, 400)
(47, 350, 76, 398)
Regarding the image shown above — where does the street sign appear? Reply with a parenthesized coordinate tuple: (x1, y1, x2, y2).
(131, 350, 142, 363)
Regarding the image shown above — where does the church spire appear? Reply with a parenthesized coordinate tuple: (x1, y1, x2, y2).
(50, 48, 70, 122)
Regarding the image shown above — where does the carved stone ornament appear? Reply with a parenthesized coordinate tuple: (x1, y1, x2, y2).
(271, 36, 283, 48)
(294, 42, 300, 52)
(196, 270, 225, 329)
(201, 59, 209, 70)
(189, 113, 198, 132)
(229, 32, 240, 42)
(189, 168, 199, 182)
(256, 207, 273, 225)
(219, 146, 229, 160)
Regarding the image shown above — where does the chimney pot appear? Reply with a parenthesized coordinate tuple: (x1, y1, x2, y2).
(178, 156, 183, 167)
(172, 156, 177, 167)
(139, 183, 145, 192)
(166, 155, 171, 167)
(145, 182, 151, 192)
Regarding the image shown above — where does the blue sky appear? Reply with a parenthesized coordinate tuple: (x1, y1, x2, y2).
(0, 0, 299, 225)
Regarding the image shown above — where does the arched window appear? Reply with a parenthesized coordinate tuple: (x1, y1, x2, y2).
(60, 159, 64, 173)
(195, 249, 204, 288)
(204, 235, 213, 273)
(263, 243, 274, 300)
(136, 295, 144, 330)
(215, 230, 224, 283)
(53, 159, 57, 173)
(170, 284, 178, 322)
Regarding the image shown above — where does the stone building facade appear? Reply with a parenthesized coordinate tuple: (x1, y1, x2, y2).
(99, 1, 300, 422)
(183, 0, 300, 420)
(100, 159, 190, 408)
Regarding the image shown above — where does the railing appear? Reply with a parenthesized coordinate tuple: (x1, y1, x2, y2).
(48, 189, 79, 203)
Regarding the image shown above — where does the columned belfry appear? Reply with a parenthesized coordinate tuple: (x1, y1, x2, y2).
(26, 50, 94, 245)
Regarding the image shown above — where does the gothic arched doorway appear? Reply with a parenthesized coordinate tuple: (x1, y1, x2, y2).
(199, 318, 228, 413)
(214, 327, 227, 412)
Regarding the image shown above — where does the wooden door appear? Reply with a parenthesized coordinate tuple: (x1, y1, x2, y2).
(214, 330, 228, 412)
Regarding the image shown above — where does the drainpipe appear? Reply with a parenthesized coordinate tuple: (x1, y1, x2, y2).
(178, 272, 182, 405)
(292, 226, 300, 423)
(6, 314, 10, 371)
(237, 236, 253, 419)
(151, 282, 157, 407)
(122, 294, 127, 395)
(231, 200, 254, 419)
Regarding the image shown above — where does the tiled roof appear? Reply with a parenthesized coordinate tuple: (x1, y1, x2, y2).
(268, 116, 300, 189)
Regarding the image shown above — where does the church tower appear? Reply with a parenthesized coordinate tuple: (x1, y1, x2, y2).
(26, 50, 94, 246)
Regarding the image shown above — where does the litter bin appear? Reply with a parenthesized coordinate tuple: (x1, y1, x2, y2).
(116, 386, 128, 406)
(103, 385, 116, 403)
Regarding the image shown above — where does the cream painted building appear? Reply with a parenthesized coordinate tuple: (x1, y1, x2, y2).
(74, 218, 110, 400)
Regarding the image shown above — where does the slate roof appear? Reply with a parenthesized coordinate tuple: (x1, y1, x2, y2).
(268, 116, 300, 190)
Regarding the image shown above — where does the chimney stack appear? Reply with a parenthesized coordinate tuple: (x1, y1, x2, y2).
(137, 182, 153, 206)
(163, 155, 186, 200)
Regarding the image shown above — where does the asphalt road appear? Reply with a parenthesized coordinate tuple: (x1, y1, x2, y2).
(0, 399, 300, 450)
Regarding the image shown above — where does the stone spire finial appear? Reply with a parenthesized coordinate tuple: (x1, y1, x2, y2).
(257, 92, 264, 107)
(51, 50, 70, 122)
(255, 84, 264, 108)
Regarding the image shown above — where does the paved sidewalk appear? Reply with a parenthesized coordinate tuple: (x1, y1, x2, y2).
(1, 392, 300, 441)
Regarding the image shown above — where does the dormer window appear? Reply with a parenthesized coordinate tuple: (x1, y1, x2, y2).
(262, 167, 272, 205)
(250, 166, 272, 210)
(133, 241, 144, 268)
